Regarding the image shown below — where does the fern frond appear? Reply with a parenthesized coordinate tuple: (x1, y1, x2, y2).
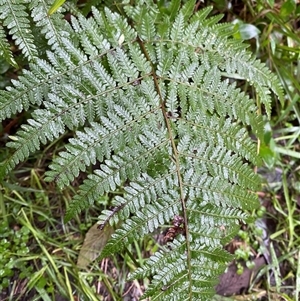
(132, 236, 232, 300)
(29, 0, 72, 50)
(0, 2, 283, 299)
(63, 125, 170, 221)
(0, 25, 18, 67)
(100, 174, 181, 256)
(3, 108, 65, 172)
(0, 51, 65, 122)
(0, 0, 38, 61)
(45, 108, 166, 187)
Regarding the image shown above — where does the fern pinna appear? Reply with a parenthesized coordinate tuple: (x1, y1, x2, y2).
(0, 0, 282, 299)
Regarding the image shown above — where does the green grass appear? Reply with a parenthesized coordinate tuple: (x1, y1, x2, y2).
(0, 0, 300, 300)
(0, 168, 147, 300)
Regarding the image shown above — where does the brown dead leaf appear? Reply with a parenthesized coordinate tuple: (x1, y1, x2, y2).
(77, 222, 116, 269)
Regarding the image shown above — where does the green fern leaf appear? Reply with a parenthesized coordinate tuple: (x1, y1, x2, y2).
(0, 0, 38, 61)
(0, 1, 283, 299)
(29, 0, 72, 50)
(0, 25, 18, 67)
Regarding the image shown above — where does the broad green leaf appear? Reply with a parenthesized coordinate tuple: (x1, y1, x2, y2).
(238, 24, 260, 40)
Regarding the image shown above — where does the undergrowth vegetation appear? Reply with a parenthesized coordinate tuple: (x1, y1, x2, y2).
(0, 0, 299, 300)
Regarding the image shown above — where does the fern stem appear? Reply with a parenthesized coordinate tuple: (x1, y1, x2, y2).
(137, 37, 193, 299)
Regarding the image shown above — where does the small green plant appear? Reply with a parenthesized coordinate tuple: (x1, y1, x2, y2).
(233, 206, 268, 276)
(0, 224, 32, 291)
